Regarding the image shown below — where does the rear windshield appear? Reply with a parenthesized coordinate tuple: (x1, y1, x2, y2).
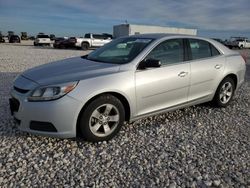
(37, 35, 49, 38)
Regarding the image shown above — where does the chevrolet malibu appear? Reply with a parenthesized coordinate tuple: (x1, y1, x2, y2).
(10, 34, 246, 142)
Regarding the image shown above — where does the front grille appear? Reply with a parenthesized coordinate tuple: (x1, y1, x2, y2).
(14, 86, 29, 94)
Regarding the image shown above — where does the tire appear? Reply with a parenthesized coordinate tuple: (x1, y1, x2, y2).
(240, 45, 244, 49)
(79, 94, 125, 142)
(81, 42, 89, 50)
(213, 77, 235, 107)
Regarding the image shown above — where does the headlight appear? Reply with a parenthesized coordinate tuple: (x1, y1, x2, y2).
(28, 81, 78, 102)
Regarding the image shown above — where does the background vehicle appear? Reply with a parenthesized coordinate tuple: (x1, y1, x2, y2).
(0, 35, 5, 43)
(50, 34, 56, 41)
(34, 34, 52, 46)
(224, 37, 249, 49)
(212, 38, 225, 45)
(75, 33, 112, 50)
(28, 36, 35, 40)
(54, 37, 77, 49)
(9, 35, 21, 43)
(53, 37, 67, 48)
(21, 32, 28, 40)
(237, 38, 250, 48)
(10, 34, 246, 142)
(8, 31, 14, 40)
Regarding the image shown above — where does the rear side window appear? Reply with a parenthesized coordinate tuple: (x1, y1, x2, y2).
(146, 39, 184, 65)
(188, 39, 221, 60)
(93, 34, 105, 39)
(210, 44, 220, 56)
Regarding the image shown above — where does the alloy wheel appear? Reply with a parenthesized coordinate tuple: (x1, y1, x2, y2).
(219, 82, 233, 104)
(89, 104, 120, 137)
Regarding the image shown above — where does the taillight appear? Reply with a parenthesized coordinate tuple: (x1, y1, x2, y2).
(241, 54, 247, 63)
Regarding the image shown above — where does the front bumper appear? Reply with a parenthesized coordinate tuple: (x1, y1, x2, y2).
(10, 88, 83, 138)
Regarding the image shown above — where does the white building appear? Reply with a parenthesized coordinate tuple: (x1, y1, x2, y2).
(113, 24, 197, 38)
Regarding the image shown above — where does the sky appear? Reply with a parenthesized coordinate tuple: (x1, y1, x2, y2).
(0, 0, 250, 39)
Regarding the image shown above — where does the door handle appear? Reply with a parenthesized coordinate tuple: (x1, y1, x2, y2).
(178, 71, 188, 77)
(215, 64, 222, 69)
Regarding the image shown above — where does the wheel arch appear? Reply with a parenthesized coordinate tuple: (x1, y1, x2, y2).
(213, 73, 238, 99)
(223, 73, 238, 89)
(81, 41, 90, 46)
(76, 91, 131, 137)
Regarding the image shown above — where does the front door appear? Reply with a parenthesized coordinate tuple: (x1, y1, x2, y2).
(135, 38, 190, 116)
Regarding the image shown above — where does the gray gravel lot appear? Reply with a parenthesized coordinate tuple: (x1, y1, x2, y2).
(0, 42, 249, 187)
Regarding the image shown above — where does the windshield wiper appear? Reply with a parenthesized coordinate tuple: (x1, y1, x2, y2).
(83, 56, 104, 63)
(81, 55, 88, 59)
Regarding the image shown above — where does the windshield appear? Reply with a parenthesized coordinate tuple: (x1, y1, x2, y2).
(86, 37, 153, 64)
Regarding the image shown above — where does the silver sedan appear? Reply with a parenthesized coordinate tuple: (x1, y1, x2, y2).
(10, 34, 246, 141)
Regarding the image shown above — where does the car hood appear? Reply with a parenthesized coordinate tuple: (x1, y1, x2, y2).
(22, 56, 120, 86)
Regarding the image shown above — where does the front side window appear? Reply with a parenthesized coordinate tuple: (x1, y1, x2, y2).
(188, 39, 220, 60)
(145, 39, 184, 65)
(86, 37, 153, 64)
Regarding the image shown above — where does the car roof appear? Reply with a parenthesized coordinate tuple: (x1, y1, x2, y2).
(128, 33, 237, 55)
(129, 33, 195, 39)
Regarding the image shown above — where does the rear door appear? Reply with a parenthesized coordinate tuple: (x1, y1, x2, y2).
(92, 34, 105, 47)
(187, 39, 225, 101)
(135, 38, 190, 116)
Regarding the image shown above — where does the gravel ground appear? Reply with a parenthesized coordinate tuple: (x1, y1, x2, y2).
(0, 42, 249, 187)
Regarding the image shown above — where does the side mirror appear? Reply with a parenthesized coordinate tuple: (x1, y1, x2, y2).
(138, 59, 161, 70)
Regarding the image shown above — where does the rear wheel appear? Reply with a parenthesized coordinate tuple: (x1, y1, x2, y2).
(79, 94, 125, 142)
(81, 42, 89, 50)
(213, 77, 235, 107)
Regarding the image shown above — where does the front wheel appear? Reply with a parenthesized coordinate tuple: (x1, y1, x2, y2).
(79, 94, 125, 142)
(81, 42, 89, 50)
(213, 77, 235, 107)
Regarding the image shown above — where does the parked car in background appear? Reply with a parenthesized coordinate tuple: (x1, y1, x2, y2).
(212, 38, 225, 45)
(224, 38, 239, 49)
(0, 35, 5, 43)
(28, 36, 35, 40)
(53, 37, 66, 48)
(50, 34, 56, 41)
(34, 34, 52, 46)
(54, 37, 77, 49)
(9, 35, 21, 43)
(237, 38, 250, 48)
(10, 34, 246, 141)
(224, 37, 250, 49)
(8, 31, 14, 40)
(75, 33, 112, 50)
(21, 32, 28, 40)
